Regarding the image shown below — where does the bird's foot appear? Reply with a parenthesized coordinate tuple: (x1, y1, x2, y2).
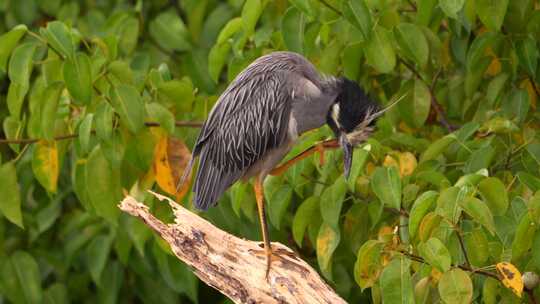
(252, 243, 276, 281)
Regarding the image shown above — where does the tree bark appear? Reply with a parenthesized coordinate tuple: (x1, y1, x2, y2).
(118, 191, 347, 304)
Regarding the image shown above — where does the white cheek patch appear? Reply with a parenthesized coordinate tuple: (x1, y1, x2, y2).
(332, 103, 341, 129)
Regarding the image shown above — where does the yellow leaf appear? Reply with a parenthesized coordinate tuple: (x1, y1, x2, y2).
(366, 161, 376, 176)
(153, 135, 192, 201)
(485, 47, 501, 76)
(431, 267, 442, 284)
(398, 152, 417, 176)
(32, 140, 59, 193)
(383, 155, 399, 169)
(378, 226, 394, 242)
(398, 121, 415, 134)
(521, 78, 537, 110)
(496, 262, 524, 297)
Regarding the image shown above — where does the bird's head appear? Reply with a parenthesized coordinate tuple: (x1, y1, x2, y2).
(327, 77, 380, 178)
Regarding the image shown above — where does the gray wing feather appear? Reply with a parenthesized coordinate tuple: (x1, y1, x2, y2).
(192, 71, 293, 210)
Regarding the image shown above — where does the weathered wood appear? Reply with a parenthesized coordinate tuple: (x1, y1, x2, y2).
(118, 191, 346, 304)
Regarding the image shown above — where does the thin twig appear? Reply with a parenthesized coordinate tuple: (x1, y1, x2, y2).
(316, 0, 342, 16)
(455, 229, 472, 268)
(526, 289, 538, 304)
(398, 58, 455, 132)
(399, 251, 500, 281)
(0, 121, 203, 144)
(406, 0, 417, 11)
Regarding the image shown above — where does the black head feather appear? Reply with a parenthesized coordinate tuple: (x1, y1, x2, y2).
(327, 77, 379, 135)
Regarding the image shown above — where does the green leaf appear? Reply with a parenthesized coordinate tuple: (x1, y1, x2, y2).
(486, 73, 508, 105)
(289, 0, 314, 17)
(342, 0, 372, 41)
(86, 235, 113, 286)
(8, 42, 36, 118)
(149, 10, 191, 52)
(41, 82, 63, 141)
(78, 113, 93, 154)
(467, 33, 497, 69)
(517, 36, 538, 77)
(158, 79, 195, 113)
(109, 84, 145, 133)
(281, 7, 305, 54)
(0, 162, 23, 227)
(354, 240, 383, 290)
(394, 23, 429, 67)
(96, 261, 124, 304)
(32, 140, 59, 193)
(63, 52, 92, 105)
(0, 251, 43, 304)
(217, 17, 243, 44)
(107, 60, 134, 85)
(465, 227, 489, 266)
(476, 0, 509, 31)
(379, 256, 415, 304)
(529, 191, 540, 225)
(400, 79, 431, 128)
(477, 177, 509, 216)
(371, 166, 401, 210)
(42, 21, 76, 59)
(241, 0, 262, 35)
(365, 26, 396, 74)
(409, 191, 438, 238)
(267, 184, 293, 230)
(420, 135, 456, 163)
(511, 214, 536, 261)
(95, 101, 114, 142)
(86, 146, 121, 223)
(43, 283, 68, 304)
(348, 144, 370, 190)
(438, 269, 473, 304)
(0, 24, 27, 73)
(146, 103, 174, 134)
(435, 186, 462, 224)
(292, 196, 319, 246)
(317, 223, 340, 280)
(208, 42, 231, 82)
(439, 0, 465, 18)
(459, 197, 495, 235)
(417, 0, 437, 25)
(7, 82, 28, 122)
(418, 237, 452, 272)
(3, 115, 23, 153)
(518, 172, 540, 192)
(320, 177, 347, 229)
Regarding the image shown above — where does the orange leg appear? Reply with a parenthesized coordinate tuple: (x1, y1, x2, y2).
(254, 176, 272, 279)
(270, 139, 340, 176)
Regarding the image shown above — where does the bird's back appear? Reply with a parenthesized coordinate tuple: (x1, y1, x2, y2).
(190, 52, 330, 210)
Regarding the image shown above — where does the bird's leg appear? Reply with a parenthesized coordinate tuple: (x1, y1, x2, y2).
(270, 139, 340, 176)
(254, 176, 272, 279)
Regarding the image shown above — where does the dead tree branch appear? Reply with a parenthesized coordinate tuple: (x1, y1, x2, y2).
(118, 191, 347, 304)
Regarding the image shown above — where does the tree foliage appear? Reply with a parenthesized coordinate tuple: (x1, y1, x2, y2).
(0, 0, 539, 303)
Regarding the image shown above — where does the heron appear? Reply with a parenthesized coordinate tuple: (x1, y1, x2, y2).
(181, 51, 380, 278)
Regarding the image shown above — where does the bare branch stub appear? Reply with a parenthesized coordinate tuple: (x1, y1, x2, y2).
(118, 192, 346, 304)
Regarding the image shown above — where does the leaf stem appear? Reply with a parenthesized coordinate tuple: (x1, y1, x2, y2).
(399, 250, 500, 281)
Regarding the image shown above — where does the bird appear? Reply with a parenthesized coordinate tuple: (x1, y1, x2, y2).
(180, 51, 380, 278)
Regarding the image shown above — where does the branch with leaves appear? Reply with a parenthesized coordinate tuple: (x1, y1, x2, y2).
(118, 192, 347, 304)
(0, 121, 203, 145)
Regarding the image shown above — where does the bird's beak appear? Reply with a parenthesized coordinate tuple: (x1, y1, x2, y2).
(339, 132, 353, 179)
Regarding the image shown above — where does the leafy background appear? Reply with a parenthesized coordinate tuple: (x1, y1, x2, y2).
(0, 0, 539, 303)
